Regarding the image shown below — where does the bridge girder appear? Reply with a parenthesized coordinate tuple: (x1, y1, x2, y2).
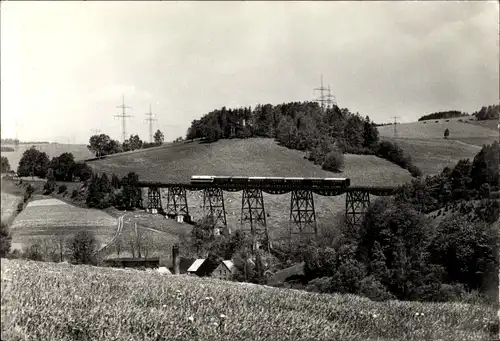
(146, 187, 164, 214)
(166, 186, 189, 218)
(289, 189, 317, 237)
(203, 187, 227, 234)
(345, 190, 370, 228)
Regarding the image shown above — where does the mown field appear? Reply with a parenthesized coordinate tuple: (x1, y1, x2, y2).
(377, 120, 498, 175)
(1, 259, 497, 341)
(0, 143, 93, 172)
(89, 138, 413, 238)
(0, 177, 25, 225)
(9, 198, 117, 251)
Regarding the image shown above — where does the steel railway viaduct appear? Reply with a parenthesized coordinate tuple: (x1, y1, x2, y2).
(136, 176, 398, 239)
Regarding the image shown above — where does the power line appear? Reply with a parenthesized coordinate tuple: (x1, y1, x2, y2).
(144, 104, 158, 143)
(314, 74, 329, 112)
(392, 116, 400, 137)
(325, 84, 337, 109)
(115, 95, 132, 142)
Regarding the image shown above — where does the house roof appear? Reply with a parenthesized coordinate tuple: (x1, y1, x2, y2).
(222, 260, 235, 271)
(187, 259, 206, 272)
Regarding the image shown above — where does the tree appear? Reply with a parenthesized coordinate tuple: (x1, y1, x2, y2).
(17, 146, 50, 178)
(444, 128, 450, 139)
(49, 152, 75, 181)
(322, 148, 344, 172)
(154, 130, 164, 145)
(120, 172, 142, 209)
(43, 168, 56, 194)
(73, 162, 93, 182)
(66, 231, 98, 265)
(128, 134, 143, 151)
(87, 134, 122, 158)
(1, 156, 10, 173)
(0, 222, 12, 257)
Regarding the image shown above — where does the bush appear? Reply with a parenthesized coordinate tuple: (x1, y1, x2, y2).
(58, 184, 67, 194)
(359, 276, 395, 301)
(43, 181, 55, 195)
(17, 202, 24, 213)
(24, 244, 44, 261)
(305, 277, 332, 293)
(433, 283, 466, 302)
(66, 231, 98, 265)
(322, 149, 344, 172)
(330, 259, 366, 294)
(71, 189, 79, 198)
(303, 246, 337, 281)
(0, 222, 12, 257)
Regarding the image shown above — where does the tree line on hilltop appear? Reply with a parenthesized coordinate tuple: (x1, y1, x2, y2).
(186, 102, 422, 177)
(86, 129, 172, 159)
(473, 104, 499, 121)
(417, 104, 499, 122)
(418, 110, 468, 121)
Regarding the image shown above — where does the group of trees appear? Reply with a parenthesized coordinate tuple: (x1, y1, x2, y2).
(473, 104, 499, 121)
(87, 130, 165, 158)
(1, 156, 10, 173)
(185, 102, 421, 176)
(395, 141, 499, 214)
(86, 171, 142, 210)
(16, 147, 92, 185)
(418, 110, 468, 121)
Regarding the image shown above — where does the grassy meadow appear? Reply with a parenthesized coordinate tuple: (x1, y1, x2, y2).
(9, 198, 117, 251)
(377, 119, 498, 175)
(1, 259, 497, 341)
(0, 143, 93, 172)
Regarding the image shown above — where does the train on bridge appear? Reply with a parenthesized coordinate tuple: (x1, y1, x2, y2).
(190, 175, 350, 187)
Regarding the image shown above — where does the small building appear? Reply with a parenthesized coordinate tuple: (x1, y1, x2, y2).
(104, 257, 160, 269)
(212, 260, 236, 280)
(186, 258, 218, 277)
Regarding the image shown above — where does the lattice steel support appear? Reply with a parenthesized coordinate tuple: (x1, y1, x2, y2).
(203, 188, 227, 233)
(289, 190, 317, 236)
(166, 186, 189, 218)
(147, 187, 163, 213)
(345, 190, 370, 228)
(241, 188, 269, 250)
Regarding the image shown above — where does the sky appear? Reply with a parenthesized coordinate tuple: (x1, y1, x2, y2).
(1, 1, 499, 144)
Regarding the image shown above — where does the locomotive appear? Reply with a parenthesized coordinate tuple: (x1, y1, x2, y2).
(190, 175, 350, 187)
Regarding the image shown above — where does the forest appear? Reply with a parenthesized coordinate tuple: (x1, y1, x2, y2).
(186, 102, 421, 176)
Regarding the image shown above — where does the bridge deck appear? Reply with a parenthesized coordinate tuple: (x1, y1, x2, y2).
(136, 181, 398, 196)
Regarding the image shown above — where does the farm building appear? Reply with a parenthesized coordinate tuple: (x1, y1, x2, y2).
(186, 258, 218, 277)
(211, 260, 236, 280)
(103, 257, 160, 269)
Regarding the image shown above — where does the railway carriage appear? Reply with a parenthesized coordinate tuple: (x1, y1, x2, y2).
(190, 175, 350, 188)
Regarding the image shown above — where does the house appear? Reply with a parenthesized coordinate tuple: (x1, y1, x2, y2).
(186, 258, 218, 277)
(212, 260, 236, 280)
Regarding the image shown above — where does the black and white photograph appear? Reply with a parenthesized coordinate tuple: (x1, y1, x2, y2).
(1, 1, 499, 340)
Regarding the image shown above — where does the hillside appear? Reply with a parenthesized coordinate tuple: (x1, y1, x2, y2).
(1, 259, 496, 341)
(377, 120, 498, 175)
(9, 197, 116, 251)
(89, 138, 413, 238)
(0, 143, 93, 172)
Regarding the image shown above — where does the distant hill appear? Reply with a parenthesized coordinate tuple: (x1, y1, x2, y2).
(0, 143, 93, 172)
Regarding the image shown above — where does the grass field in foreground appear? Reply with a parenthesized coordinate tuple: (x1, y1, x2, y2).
(9, 198, 117, 250)
(1, 259, 497, 341)
(0, 143, 93, 172)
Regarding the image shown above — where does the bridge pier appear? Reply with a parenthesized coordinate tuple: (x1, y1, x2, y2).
(345, 190, 370, 228)
(289, 189, 317, 237)
(241, 188, 269, 250)
(203, 188, 227, 235)
(166, 186, 189, 220)
(146, 187, 164, 214)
